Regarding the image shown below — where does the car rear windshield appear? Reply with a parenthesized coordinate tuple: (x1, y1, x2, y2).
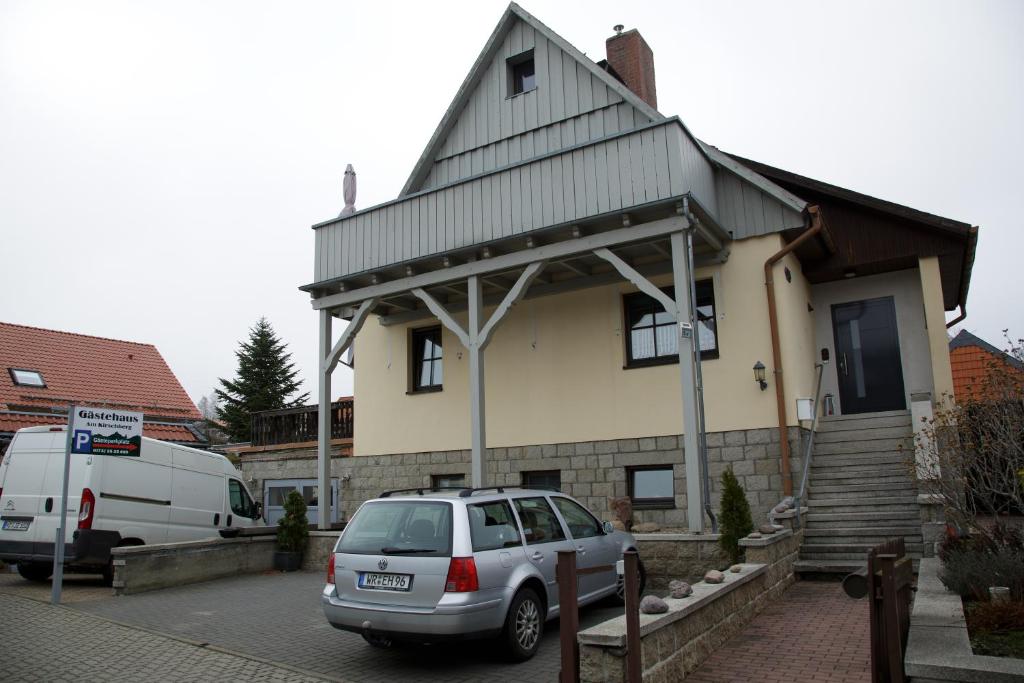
(337, 500, 453, 557)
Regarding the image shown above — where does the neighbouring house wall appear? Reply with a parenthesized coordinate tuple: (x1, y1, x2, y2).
(811, 268, 934, 415)
(354, 233, 817, 457)
(919, 256, 956, 405)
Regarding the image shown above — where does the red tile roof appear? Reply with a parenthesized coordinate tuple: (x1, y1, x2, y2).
(0, 322, 201, 421)
(0, 413, 199, 443)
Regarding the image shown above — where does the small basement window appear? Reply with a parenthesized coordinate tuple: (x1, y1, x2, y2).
(508, 50, 535, 96)
(431, 473, 465, 490)
(521, 469, 561, 492)
(628, 466, 675, 509)
(9, 368, 45, 387)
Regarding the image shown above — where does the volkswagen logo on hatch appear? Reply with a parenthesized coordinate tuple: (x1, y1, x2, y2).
(378, 558, 388, 571)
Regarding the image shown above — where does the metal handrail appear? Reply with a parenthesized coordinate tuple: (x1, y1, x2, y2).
(793, 361, 826, 529)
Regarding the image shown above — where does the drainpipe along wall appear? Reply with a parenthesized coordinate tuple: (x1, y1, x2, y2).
(764, 204, 824, 496)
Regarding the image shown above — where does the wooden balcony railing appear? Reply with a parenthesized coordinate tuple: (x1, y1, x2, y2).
(250, 400, 353, 447)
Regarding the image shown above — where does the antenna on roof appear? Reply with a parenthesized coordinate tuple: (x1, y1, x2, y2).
(613, 24, 624, 35)
(339, 164, 357, 217)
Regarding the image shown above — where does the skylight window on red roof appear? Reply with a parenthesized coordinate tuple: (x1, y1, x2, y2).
(9, 368, 46, 387)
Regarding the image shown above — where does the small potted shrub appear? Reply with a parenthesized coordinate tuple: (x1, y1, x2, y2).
(274, 490, 309, 571)
(718, 467, 754, 564)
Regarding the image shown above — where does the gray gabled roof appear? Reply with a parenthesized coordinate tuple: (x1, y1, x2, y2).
(399, 2, 665, 197)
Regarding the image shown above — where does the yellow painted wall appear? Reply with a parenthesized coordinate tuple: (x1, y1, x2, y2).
(919, 256, 956, 404)
(352, 234, 820, 456)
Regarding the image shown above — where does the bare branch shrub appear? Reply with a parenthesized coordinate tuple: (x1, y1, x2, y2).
(916, 331, 1024, 540)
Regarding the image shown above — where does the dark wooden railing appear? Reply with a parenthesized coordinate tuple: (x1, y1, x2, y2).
(250, 400, 353, 446)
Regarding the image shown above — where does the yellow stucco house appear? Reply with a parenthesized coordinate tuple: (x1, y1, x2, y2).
(296, 4, 977, 570)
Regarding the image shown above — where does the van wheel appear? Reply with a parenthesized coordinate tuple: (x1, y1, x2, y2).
(17, 562, 52, 583)
(101, 558, 114, 586)
(614, 559, 647, 604)
(503, 587, 543, 661)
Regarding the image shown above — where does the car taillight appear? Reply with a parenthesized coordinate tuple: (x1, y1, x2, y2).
(445, 557, 479, 592)
(78, 488, 95, 529)
(327, 553, 335, 585)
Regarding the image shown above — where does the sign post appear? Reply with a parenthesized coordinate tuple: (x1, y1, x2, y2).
(51, 406, 144, 605)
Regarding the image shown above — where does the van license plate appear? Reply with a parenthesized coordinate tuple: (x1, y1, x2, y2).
(2, 520, 30, 531)
(358, 572, 412, 592)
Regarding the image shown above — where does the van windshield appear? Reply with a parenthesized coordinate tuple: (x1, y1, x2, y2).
(337, 501, 452, 557)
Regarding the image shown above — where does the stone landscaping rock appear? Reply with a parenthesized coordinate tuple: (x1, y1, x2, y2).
(758, 524, 777, 535)
(747, 532, 762, 539)
(772, 496, 794, 514)
(669, 580, 693, 598)
(704, 569, 725, 584)
(633, 522, 661, 533)
(640, 595, 669, 614)
(729, 564, 742, 573)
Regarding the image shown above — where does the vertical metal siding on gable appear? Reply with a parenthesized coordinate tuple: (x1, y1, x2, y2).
(315, 121, 716, 283)
(425, 18, 641, 191)
(713, 170, 804, 239)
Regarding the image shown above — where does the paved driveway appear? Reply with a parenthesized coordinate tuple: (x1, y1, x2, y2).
(74, 570, 622, 683)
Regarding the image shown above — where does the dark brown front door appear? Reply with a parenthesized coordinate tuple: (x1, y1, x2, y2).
(831, 297, 906, 414)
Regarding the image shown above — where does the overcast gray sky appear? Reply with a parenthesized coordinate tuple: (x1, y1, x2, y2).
(1, 0, 1021, 407)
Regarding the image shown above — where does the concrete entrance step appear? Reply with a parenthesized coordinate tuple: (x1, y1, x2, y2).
(809, 453, 911, 468)
(810, 471, 912, 484)
(794, 557, 921, 575)
(804, 526, 923, 538)
(819, 410, 910, 424)
(810, 482, 915, 496)
(805, 510, 921, 523)
(807, 495, 918, 508)
(814, 438, 914, 456)
(815, 426, 914, 443)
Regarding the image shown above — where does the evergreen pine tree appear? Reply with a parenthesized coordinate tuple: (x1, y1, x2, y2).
(216, 318, 309, 441)
(718, 467, 754, 564)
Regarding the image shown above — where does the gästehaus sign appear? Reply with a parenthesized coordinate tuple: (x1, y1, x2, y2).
(70, 406, 144, 456)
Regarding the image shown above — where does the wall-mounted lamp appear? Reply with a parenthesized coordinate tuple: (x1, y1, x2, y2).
(753, 361, 767, 391)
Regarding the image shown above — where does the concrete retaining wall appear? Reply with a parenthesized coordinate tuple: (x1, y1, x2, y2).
(634, 534, 726, 591)
(578, 528, 802, 682)
(905, 557, 1024, 682)
(112, 530, 342, 595)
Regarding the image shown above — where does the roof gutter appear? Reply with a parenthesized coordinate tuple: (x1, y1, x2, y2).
(946, 225, 979, 329)
(763, 204, 825, 497)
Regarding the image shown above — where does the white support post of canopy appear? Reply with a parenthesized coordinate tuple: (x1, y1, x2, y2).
(467, 275, 485, 488)
(593, 238, 705, 532)
(412, 262, 546, 488)
(671, 230, 705, 533)
(316, 299, 376, 529)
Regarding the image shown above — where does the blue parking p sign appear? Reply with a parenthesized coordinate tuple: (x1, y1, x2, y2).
(72, 429, 92, 454)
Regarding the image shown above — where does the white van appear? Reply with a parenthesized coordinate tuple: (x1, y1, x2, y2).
(0, 426, 264, 583)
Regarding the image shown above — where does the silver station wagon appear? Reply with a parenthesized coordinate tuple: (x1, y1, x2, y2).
(321, 487, 645, 660)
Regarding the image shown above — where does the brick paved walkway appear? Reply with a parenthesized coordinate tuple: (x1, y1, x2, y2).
(687, 580, 871, 683)
(0, 592, 324, 682)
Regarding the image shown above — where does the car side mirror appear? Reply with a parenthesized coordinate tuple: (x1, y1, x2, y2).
(602, 521, 615, 534)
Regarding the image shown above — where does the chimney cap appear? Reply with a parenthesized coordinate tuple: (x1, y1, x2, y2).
(613, 24, 624, 35)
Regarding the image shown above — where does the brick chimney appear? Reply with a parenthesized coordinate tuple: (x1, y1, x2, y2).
(605, 26, 657, 110)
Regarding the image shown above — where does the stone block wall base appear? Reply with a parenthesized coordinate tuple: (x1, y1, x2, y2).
(240, 427, 809, 531)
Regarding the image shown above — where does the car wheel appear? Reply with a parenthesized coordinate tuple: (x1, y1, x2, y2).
(503, 587, 544, 661)
(17, 562, 53, 583)
(361, 632, 394, 649)
(614, 558, 646, 604)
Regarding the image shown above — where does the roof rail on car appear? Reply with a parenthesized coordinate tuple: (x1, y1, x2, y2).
(379, 486, 466, 498)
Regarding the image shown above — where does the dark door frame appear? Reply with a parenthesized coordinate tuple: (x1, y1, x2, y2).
(831, 296, 907, 415)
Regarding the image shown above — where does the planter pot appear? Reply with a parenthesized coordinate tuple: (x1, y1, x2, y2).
(274, 551, 302, 572)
